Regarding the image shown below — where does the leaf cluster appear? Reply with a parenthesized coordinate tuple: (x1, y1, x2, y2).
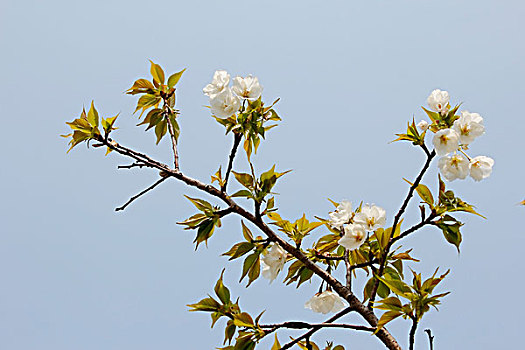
(188, 272, 266, 350)
(177, 196, 224, 248)
(62, 101, 118, 154)
(231, 165, 290, 206)
(127, 61, 185, 144)
(222, 221, 269, 287)
(374, 269, 450, 331)
(215, 97, 281, 160)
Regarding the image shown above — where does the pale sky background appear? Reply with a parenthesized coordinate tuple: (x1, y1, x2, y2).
(1, 0, 524, 349)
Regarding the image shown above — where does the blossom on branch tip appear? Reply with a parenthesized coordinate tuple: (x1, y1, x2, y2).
(232, 75, 263, 100)
(261, 244, 287, 282)
(438, 154, 470, 181)
(328, 200, 353, 230)
(469, 156, 494, 181)
(339, 223, 367, 250)
(203, 70, 230, 97)
(353, 204, 386, 231)
(427, 89, 450, 114)
(417, 120, 430, 131)
(432, 128, 460, 156)
(304, 290, 348, 314)
(210, 88, 241, 118)
(452, 111, 485, 145)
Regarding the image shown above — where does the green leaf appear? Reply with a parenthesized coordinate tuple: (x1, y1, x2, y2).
(271, 334, 281, 350)
(232, 171, 254, 190)
(374, 296, 402, 312)
(377, 275, 412, 298)
(240, 252, 259, 283)
(416, 184, 434, 207)
(149, 60, 165, 84)
(126, 78, 155, 95)
(224, 320, 236, 345)
(184, 196, 214, 212)
(435, 215, 463, 252)
(233, 312, 254, 328)
(168, 113, 180, 142)
(154, 119, 167, 144)
(134, 94, 161, 116)
(167, 68, 186, 88)
(241, 221, 254, 241)
(194, 219, 216, 248)
(214, 270, 231, 304)
(375, 310, 402, 332)
(87, 101, 99, 127)
(223, 242, 255, 260)
(187, 297, 220, 312)
(231, 190, 253, 198)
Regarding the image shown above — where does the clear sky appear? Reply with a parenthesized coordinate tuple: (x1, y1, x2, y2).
(1, 0, 524, 349)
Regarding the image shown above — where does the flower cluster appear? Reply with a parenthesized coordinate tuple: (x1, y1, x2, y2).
(203, 70, 263, 118)
(304, 290, 348, 314)
(328, 201, 386, 251)
(420, 89, 494, 182)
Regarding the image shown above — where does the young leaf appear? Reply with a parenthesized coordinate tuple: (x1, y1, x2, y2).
(167, 68, 186, 88)
(214, 270, 231, 304)
(149, 60, 165, 84)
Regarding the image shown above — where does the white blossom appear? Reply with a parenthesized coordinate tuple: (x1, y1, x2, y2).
(328, 200, 353, 230)
(432, 128, 460, 156)
(209, 88, 241, 118)
(339, 224, 367, 250)
(438, 154, 470, 181)
(304, 290, 348, 314)
(353, 204, 386, 231)
(232, 75, 263, 100)
(469, 156, 494, 182)
(452, 111, 485, 145)
(261, 244, 287, 282)
(417, 120, 430, 131)
(203, 70, 230, 97)
(427, 89, 450, 114)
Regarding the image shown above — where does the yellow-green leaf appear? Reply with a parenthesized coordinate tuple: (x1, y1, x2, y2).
(167, 68, 186, 88)
(149, 60, 165, 84)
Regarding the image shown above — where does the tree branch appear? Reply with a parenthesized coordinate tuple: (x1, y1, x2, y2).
(368, 149, 436, 307)
(222, 133, 242, 192)
(409, 317, 418, 350)
(278, 307, 355, 349)
(425, 329, 434, 350)
(260, 321, 374, 333)
(115, 177, 168, 211)
(96, 135, 402, 350)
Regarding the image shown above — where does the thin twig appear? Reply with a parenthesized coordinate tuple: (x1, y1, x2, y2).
(409, 317, 418, 350)
(425, 329, 434, 350)
(222, 133, 242, 192)
(390, 214, 437, 244)
(315, 251, 344, 261)
(344, 249, 352, 289)
(115, 177, 167, 211)
(368, 149, 436, 308)
(117, 162, 150, 169)
(350, 259, 379, 272)
(165, 115, 180, 170)
(279, 307, 355, 350)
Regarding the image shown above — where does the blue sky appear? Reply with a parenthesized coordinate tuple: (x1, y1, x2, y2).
(1, 0, 524, 349)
